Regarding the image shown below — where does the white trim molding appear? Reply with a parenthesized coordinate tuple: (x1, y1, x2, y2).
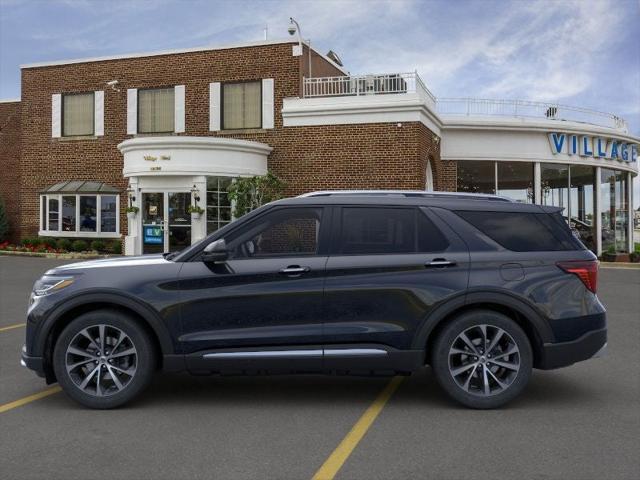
(262, 78, 275, 129)
(118, 136, 271, 178)
(51, 94, 61, 138)
(126, 89, 137, 135)
(174, 85, 186, 133)
(209, 82, 221, 131)
(94, 90, 104, 136)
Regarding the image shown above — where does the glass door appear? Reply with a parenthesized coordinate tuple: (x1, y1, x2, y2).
(168, 192, 191, 252)
(142, 192, 165, 254)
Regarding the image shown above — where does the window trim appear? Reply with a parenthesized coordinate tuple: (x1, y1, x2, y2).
(221, 80, 263, 131)
(136, 86, 176, 134)
(39, 193, 120, 238)
(61, 91, 95, 137)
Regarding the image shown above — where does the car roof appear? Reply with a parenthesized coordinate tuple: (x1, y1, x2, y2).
(270, 191, 562, 213)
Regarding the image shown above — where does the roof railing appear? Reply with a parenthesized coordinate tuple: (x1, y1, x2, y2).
(299, 190, 513, 202)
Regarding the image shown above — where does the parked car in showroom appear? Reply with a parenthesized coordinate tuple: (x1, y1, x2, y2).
(22, 191, 606, 409)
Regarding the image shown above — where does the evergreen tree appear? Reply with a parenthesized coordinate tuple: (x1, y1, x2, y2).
(0, 197, 9, 241)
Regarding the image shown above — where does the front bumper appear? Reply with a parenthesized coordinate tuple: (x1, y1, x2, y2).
(21, 344, 46, 378)
(538, 328, 607, 369)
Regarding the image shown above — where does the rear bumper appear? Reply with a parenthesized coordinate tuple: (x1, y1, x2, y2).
(538, 328, 607, 370)
(21, 345, 46, 378)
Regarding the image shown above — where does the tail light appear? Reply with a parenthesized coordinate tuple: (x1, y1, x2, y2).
(556, 260, 598, 294)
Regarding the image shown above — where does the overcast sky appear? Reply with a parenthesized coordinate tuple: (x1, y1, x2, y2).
(1, 0, 639, 203)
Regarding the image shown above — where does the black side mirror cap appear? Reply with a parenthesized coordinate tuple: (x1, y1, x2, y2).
(202, 239, 228, 263)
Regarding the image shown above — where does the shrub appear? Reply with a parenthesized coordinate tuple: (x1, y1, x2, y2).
(37, 237, 57, 249)
(71, 240, 88, 252)
(21, 237, 36, 247)
(56, 238, 73, 251)
(109, 240, 122, 254)
(90, 240, 106, 252)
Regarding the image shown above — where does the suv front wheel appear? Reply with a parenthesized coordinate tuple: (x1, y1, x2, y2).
(431, 310, 533, 409)
(53, 310, 156, 409)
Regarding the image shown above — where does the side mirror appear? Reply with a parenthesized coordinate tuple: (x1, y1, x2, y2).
(202, 238, 228, 263)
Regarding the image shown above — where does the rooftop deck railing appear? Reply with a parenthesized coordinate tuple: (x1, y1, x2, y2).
(301, 74, 627, 131)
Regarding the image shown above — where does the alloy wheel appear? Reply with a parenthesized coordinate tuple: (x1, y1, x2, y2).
(448, 324, 520, 397)
(65, 324, 138, 397)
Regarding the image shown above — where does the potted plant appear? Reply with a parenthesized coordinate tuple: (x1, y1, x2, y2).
(126, 206, 139, 221)
(187, 204, 204, 220)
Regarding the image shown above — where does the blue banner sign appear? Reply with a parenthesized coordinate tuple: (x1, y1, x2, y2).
(143, 226, 163, 245)
(548, 132, 638, 163)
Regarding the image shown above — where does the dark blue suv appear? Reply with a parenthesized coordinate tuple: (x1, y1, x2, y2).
(22, 191, 606, 409)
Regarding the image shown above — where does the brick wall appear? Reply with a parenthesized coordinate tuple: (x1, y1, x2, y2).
(15, 41, 443, 241)
(0, 101, 21, 242)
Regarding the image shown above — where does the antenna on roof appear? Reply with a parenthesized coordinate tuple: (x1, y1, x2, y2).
(263, 24, 268, 40)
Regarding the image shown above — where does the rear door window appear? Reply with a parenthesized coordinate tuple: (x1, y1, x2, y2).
(455, 210, 584, 251)
(337, 207, 448, 254)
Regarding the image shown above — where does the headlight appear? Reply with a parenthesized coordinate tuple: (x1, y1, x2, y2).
(32, 276, 75, 297)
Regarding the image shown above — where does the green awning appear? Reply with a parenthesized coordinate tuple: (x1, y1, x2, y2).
(41, 181, 120, 194)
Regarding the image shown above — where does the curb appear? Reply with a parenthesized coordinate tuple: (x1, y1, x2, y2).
(0, 251, 120, 260)
(599, 262, 640, 269)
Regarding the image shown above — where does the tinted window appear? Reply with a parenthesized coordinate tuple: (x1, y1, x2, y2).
(228, 208, 323, 258)
(455, 210, 584, 251)
(339, 207, 448, 254)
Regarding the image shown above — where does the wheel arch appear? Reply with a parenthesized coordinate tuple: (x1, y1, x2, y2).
(414, 291, 554, 368)
(38, 292, 176, 382)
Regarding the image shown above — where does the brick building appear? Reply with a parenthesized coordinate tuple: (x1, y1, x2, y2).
(0, 38, 637, 255)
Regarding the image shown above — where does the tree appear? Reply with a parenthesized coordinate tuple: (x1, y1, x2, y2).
(0, 197, 9, 242)
(227, 172, 286, 219)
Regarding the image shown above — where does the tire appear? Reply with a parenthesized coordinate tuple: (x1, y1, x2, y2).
(431, 310, 533, 409)
(53, 310, 156, 409)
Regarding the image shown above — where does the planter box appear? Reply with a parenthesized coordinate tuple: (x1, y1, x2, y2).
(602, 253, 631, 262)
(191, 212, 203, 221)
(127, 212, 137, 221)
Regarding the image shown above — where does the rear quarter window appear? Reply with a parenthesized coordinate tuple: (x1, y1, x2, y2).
(455, 210, 584, 252)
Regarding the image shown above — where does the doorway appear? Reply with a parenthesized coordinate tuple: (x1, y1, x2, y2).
(141, 192, 192, 254)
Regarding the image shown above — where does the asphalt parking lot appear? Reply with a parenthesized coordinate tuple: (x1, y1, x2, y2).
(0, 255, 638, 480)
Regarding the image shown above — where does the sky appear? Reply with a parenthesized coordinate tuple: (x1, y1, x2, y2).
(1, 0, 639, 202)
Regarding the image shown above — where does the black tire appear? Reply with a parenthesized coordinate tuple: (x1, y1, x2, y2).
(53, 310, 156, 409)
(431, 310, 533, 409)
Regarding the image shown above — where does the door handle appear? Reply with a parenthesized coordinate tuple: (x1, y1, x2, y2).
(279, 266, 311, 276)
(425, 259, 456, 268)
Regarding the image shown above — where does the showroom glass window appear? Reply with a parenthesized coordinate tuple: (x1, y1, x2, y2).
(138, 88, 175, 133)
(40, 194, 119, 236)
(206, 177, 233, 234)
(569, 165, 595, 252)
(541, 164, 569, 217)
(457, 161, 496, 194)
(497, 162, 534, 203)
(601, 168, 629, 253)
(62, 92, 94, 136)
(222, 81, 261, 130)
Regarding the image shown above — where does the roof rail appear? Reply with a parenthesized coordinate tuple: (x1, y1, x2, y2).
(298, 190, 513, 202)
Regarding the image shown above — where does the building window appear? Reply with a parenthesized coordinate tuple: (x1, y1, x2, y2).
(206, 177, 233, 234)
(457, 160, 496, 194)
(601, 169, 629, 253)
(40, 194, 120, 237)
(138, 88, 175, 133)
(62, 92, 94, 136)
(222, 81, 261, 129)
(497, 162, 534, 203)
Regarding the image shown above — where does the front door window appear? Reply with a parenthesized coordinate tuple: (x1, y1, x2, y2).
(141, 192, 191, 254)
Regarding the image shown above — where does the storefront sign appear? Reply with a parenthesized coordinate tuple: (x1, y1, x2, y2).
(548, 133, 638, 163)
(143, 226, 163, 244)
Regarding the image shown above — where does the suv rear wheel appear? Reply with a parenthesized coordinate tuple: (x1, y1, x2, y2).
(53, 310, 155, 409)
(431, 310, 532, 409)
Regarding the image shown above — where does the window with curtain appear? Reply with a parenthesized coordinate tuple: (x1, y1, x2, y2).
(222, 81, 261, 129)
(138, 88, 175, 133)
(63, 92, 94, 136)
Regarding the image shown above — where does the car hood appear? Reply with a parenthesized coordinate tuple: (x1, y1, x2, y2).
(46, 254, 172, 274)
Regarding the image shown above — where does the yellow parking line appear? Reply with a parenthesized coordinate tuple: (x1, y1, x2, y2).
(0, 323, 25, 332)
(0, 386, 62, 414)
(312, 376, 404, 480)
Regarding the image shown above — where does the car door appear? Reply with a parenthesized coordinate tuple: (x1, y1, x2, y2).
(322, 205, 469, 370)
(178, 206, 329, 373)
